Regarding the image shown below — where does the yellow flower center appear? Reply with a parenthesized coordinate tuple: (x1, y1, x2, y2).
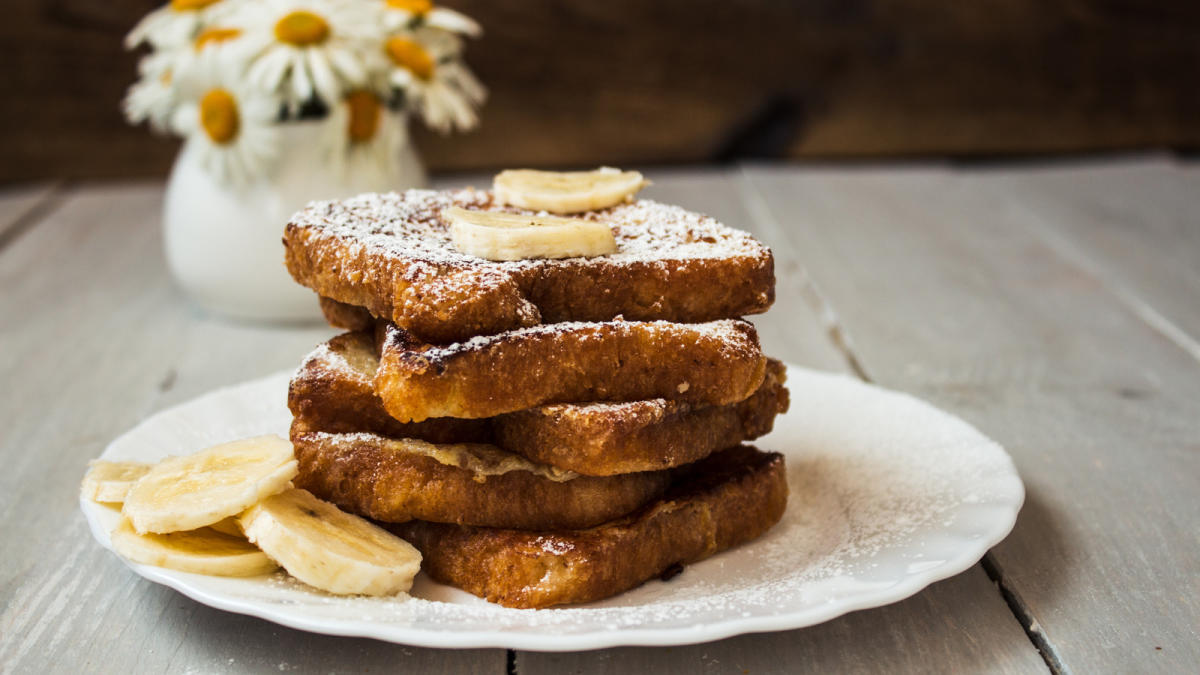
(194, 27, 242, 51)
(384, 37, 434, 81)
(346, 90, 381, 143)
(274, 10, 330, 46)
(200, 89, 239, 145)
(171, 0, 220, 11)
(386, 0, 432, 15)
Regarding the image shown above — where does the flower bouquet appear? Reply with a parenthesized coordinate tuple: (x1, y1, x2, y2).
(125, 0, 485, 184)
(121, 0, 485, 321)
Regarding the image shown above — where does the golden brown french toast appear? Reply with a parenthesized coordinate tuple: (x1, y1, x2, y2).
(291, 429, 672, 530)
(495, 359, 787, 475)
(318, 296, 375, 332)
(389, 445, 788, 608)
(375, 319, 767, 422)
(287, 331, 490, 442)
(284, 189, 775, 344)
(289, 331, 790, 475)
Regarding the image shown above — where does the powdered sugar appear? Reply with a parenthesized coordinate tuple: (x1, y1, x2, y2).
(403, 318, 755, 361)
(296, 430, 580, 481)
(289, 188, 768, 269)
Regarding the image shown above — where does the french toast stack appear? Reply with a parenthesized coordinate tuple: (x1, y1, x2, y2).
(282, 170, 790, 608)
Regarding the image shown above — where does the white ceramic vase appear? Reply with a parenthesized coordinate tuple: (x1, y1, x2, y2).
(163, 119, 426, 322)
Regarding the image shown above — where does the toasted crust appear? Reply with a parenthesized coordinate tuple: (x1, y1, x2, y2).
(318, 296, 375, 332)
(496, 360, 788, 475)
(290, 331, 790, 475)
(390, 445, 788, 608)
(287, 332, 490, 443)
(284, 189, 775, 344)
(376, 320, 767, 422)
(291, 430, 672, 530)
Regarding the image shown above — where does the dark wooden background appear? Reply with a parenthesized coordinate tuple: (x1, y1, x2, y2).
(4, 0, 1199, 183)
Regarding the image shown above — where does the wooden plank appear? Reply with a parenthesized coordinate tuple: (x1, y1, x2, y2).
(0, 182, 59, 242)
(0, 184, 505, 673)
(977, 156, 1200, 359)
(740, 162, 1200, 673)
(518, 169, 1046, 675)
(519, 569, 1044, 675)
(6, 1, 1200, 181)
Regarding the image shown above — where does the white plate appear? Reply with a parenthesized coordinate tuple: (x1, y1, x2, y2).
(81, 365, 1023, 651)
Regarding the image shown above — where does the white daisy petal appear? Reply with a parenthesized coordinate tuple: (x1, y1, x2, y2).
(388, 68, 417, 90)
(307, 49, 342, 105)
(290, 52, 314, 102)
(427, 8, 482, 37)
(248, 49, 291, 95)
(326, 47, 366, 84)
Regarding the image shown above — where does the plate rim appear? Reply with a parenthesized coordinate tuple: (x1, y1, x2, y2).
(80, 366, 1024, 651)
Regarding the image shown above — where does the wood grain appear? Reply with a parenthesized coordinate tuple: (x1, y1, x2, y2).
(979, 157, 1200, 359)
(0, 182, 60, 242)
(5, 0, 1200, 181)
(519, 568, 1046, 675)
(0, 183, 504, 673)
(740, 161, 1200, 673)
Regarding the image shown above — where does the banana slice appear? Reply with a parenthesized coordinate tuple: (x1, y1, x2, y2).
(123, 435, 297, 535)
(208, 517, 243, 537)
(239, 489, 422, 596)
(493, 167, 648, 214)
(81, 460, 151, 503)
(110, 518, 278, 577)
(446, 207, 617, 261)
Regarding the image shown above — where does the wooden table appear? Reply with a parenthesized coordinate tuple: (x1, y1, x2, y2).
(1, 157, 1196, 674)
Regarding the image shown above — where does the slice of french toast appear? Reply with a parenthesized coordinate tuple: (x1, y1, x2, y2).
(291, 429, 672, 531)
(287, 331, 490, 443)
(374, 319, 767, 422)
(318, 296, 375, 332)
(389, 445, 788, 609)
(289, 331, 789, 475)
(285, 189, 774, 344)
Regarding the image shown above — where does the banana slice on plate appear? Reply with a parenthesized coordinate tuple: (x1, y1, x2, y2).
(493, 167, 648, 214)
(81, 460, 151, 503)
(240, 488, 422, 596)
(110, 518, 278, 577)
(122, 435, 297, 535)
(446, 207, 617, 261)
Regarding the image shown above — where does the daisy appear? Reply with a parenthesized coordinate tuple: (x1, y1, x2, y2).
(172, 58, 282, 185)
(231, 0, 378, 109)
(123, 50, 181, 132)
(380, 0, 481, 38)
(126, 0, 232, 50)
(170, 22, 256, 89)
(325, 89, 412, 177)
(379, 28, 485, 133)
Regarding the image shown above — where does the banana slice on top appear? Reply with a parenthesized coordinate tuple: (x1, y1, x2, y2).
(122, 435, 297, 535)
(81, 460, 151, 504)
(493, 167, 648, 214)
(240, 488, 422, 596)
(110, 518, 278, 577)
(446, 207, 617, 261)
